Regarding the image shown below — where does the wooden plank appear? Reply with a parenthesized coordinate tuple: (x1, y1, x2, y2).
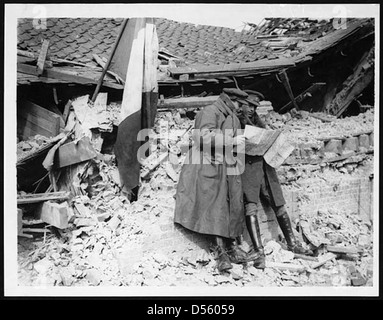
(158, 95, 218, 109)
(22, 228, 51, 233)
(279, 69, 300, 110)
(326, 245, 361, 255)
(168, 57, 296, 76)
(17, 191, 70, 205)
(334, 68, 374, 117)
(17, 63, 123, 89)
(294, 253, 319, 262)
(266, 261, 306, 273)
(311, 253, 337, 269)
(299, 19, 373, 58)
(37, 40, 50, 75)
(56, 136, 97, 168)
(18, 100, 61, 139)
(18, 109, 58, 133)
(279, 83, 326, 113)
(19, 100, 60, 124)
(18, 116, 56, 139)
(62, 99, 72, 124)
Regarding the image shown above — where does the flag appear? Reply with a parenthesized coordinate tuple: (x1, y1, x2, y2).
(113, 18, 158, 193)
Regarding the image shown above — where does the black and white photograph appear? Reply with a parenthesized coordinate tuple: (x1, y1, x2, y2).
(3, 3, 380, 299)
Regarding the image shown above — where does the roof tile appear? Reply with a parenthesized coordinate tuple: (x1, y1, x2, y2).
(18, 16, 324, 67)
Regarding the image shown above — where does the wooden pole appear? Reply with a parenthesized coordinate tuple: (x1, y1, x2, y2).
(279, 69, 300, 111)
(91, 19, 128, 102)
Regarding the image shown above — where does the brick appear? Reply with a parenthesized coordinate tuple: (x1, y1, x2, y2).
(342, 136, 359, 152)
(358, 134, 370, 150)
(38, 201, 69, 229)
(369, 132, 374, 147)
(324, 139, 343, 154)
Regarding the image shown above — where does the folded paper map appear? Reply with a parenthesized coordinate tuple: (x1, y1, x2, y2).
(244, 125, 295, 168)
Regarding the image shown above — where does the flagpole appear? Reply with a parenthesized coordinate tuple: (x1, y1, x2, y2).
(91, 18, 129, 102)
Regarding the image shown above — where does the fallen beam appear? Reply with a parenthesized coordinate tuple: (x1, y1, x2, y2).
(158, 95, 218, 109)
(294, 253, 319, 262)
(17, 63, 123, 90)
(311, 253, 337, 269)
(279, 82, 326, 113)
(18, 100, 62, 140)
(22, 228, 51, 233)
(326, 245, 361, 255)
(168, 57, 296, 77)
(328, 45, 374, 117)
(266, 261, 306, 273)
(17, 191, 70, 205)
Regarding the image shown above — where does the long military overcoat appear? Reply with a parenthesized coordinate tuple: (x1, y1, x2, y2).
(174, 94, 245, 239)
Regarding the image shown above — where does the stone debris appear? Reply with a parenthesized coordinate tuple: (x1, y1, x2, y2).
(17, 106, 374, 288)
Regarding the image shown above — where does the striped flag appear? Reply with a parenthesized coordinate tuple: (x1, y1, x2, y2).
(113, 18, 158, 195)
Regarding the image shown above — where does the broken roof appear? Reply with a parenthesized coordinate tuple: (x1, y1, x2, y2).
(17, 17, 374, 85)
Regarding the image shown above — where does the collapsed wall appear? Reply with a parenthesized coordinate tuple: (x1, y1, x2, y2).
(128, 107, 375, 256)
(16, 97, 375, 286)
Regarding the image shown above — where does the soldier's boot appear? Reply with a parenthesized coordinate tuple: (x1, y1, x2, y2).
(276, 208, 313, 256)
(213, 236, 233, 272)
(245, 214, 266, 269)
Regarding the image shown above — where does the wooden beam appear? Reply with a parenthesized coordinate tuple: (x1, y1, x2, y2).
(37, 40, 50, 75)
(17, 63, 123, 89)
(279, 82, 326, 113)
(266, 261, 306, 273)
(168, 57, 296, 77)
(62, 99, 72, 124)
(279, 69, 300, 111)
(17, 191, 70, 205)
(326, 245, 361, 255)
(18, 100, 61, 139)
(158, 95, 218, 109)
(311, 253, 337, 269)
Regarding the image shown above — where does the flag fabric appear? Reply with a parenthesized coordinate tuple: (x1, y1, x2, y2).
(113, 18, 159, 193)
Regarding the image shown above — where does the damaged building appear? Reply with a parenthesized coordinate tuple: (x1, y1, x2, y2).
(15, 17, 375, 287)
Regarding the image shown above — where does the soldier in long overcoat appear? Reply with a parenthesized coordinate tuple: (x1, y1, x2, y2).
(174, 89, 249, 272)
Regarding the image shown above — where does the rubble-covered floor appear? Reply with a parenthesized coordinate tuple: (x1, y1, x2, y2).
(17, 106, 375, 288)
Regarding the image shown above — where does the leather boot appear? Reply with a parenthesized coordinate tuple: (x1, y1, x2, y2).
(276, 211, 313, 256)
(213, 236, 232, 272)
(226, 238, 248, 264)
(245, 215, 266, 269)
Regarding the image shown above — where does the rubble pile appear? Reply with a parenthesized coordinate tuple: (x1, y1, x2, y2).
(17, 104, 374, 287)
(299, 208, 372, 249)
(17, 134, 61, 163)
(263, 108, 374, 146)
